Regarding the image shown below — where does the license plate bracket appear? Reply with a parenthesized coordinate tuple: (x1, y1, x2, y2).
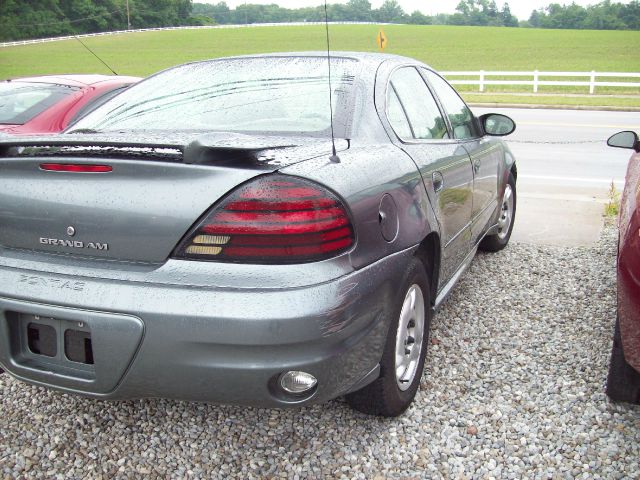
(0, 298, 144, 394)
(8, 313, 96, 379)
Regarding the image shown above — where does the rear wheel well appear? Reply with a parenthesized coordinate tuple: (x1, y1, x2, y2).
(414, 232, 440, 307)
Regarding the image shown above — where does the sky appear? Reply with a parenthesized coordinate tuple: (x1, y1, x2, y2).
(204, 1, 622, 21)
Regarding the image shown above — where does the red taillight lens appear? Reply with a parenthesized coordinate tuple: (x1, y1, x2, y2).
(174, 175, 355, 263)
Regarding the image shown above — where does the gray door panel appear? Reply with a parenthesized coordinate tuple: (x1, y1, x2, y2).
(384, 66, 473, 287)
(463, 138, 501, 244)
(402, 144, 473, 285)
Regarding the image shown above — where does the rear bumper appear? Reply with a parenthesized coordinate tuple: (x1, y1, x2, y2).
(0, 249, 413, 407)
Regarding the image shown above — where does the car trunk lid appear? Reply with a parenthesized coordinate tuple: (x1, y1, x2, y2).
(0, 132, 348, 263)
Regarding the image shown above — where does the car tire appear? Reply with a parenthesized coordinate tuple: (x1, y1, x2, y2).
(345, 258, 431, 417)
(479, 172, 516, 252)
(606, 317, 640, 404)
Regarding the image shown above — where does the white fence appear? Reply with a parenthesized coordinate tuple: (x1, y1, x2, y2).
(0, 22, 387, 48)
(441, 71, 640, 94)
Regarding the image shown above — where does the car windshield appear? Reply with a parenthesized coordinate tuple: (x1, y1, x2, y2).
(71, 57, 358, 137)
(0, 81, 79, 125)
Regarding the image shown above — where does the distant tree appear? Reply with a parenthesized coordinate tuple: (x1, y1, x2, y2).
(407, 10, 432, 25)
(583, 2, 626, 29)
(455, 0, 474, 17)
(500, 3, 518, 27)
(485, 0, 500, 25)
(432, 13, 451, 25)
(345, 0, 373, 21)
(619, 0, 640, 29)
(60, 0, 123, 32)
(375, 0, 406, 23)
(451, 0, 514, 26)
(192, 2, 230, 24)
(527, 0, 640, 30)
(528, 9, 543, 27)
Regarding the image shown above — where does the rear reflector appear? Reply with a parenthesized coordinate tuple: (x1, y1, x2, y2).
(173, 174, 355, 264)
(40, 163, 112, 173)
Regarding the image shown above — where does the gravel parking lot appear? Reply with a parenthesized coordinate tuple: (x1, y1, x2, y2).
(1, 224, 639, 479)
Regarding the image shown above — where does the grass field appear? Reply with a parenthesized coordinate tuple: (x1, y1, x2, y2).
(2, 24, 640, 106)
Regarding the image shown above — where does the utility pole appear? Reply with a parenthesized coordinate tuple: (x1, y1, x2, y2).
(126, 0, 131, 29)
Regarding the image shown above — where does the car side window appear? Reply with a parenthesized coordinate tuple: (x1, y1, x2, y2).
(387, 67, 448, 141)
(423, 69, 480, 140)
(387, 88, 414, 139)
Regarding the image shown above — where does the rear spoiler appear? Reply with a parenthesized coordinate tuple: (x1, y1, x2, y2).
(0, 133, 303, 167)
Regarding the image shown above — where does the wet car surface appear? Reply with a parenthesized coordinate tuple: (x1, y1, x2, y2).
(0, 53, 517, 416)
(0, 75, 140, 135)
(605, 130, 640, 403)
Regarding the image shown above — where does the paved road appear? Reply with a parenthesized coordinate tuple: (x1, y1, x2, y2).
(475, 107, 639, 187)
(472, 107, 640, 246)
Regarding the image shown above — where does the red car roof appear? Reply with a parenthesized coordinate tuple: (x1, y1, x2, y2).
(5, 74, 141, 88)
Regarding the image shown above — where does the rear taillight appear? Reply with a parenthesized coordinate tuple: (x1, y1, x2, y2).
(174, 175, 354, 263)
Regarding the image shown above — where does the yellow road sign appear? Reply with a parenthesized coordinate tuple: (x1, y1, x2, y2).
(377, 29, 388, 50)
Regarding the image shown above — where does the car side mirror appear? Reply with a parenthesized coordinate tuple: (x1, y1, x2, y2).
(607, 131, 640, 152)
(480, 113, 516, 137)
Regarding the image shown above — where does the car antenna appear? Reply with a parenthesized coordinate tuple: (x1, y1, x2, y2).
(74, 35, 118, 75)
(324, 0, 340, 163)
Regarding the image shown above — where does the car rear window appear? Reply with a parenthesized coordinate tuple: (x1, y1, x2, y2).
(72, 57, 358, 137)
(0, 82, 79, 125)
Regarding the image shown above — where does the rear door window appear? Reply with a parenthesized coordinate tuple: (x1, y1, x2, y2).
(387, 67, 448, 141)
(422, 69, 481, 140)
(387, 88, 414, 139)
(0, 82, 78, 125)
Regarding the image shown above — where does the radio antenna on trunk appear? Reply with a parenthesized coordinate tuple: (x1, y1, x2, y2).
(74, 36, 118, 76)
(324, 1, 340, 163)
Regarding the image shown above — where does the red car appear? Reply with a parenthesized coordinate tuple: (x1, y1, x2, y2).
(0, 75, 140, 135)
(606, 130, 640, 403)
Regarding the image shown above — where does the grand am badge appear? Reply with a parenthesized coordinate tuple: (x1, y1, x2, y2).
(39, 238, 109, 251)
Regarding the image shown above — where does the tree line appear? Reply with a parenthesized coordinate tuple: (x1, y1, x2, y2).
(527, 1, 640, 30)
(192, 0, 639, 30)
(0, 0, 194, 41)
(1, 0, 638, 42)
(190, 0, 518, 26)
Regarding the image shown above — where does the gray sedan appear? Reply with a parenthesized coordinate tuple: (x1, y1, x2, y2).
(0, 52, 516, 416)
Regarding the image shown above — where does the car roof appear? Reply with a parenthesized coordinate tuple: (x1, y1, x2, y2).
(196, 51, 432, 70)
(3, 74, 141, 87)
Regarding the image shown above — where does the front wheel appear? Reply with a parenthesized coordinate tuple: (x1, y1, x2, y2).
(345, 258, 431, 417)
(480, 172, 516, 252)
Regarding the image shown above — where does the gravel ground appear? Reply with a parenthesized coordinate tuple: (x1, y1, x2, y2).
(1, 224, 639, 479)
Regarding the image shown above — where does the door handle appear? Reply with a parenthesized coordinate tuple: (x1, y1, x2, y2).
(473, 158, 481, 174)
(432, 171, 444, 193)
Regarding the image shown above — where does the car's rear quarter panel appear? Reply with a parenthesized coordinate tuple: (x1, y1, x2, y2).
(282, 143, 440, 271)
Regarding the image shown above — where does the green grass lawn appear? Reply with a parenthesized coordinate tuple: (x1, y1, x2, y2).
(2, 24, 639, 106)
